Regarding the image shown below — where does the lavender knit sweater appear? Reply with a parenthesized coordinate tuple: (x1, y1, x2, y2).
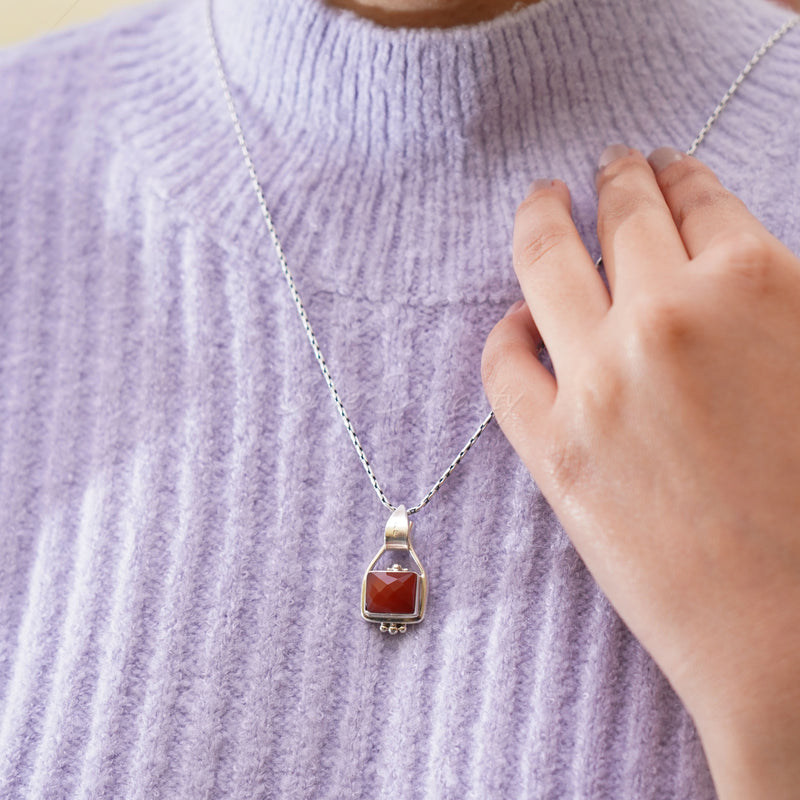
(1, 0, 799, 797)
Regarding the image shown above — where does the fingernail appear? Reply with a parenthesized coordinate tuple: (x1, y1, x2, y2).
(504, 299, 526, 318)
(597, 143, 631, 173)
(526, 178, 554, 195)
(648, 146, 686, 173)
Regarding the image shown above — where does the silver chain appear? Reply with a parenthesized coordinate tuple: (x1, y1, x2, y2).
(206, 0, 798, 515)
(687, 15, 799, 157)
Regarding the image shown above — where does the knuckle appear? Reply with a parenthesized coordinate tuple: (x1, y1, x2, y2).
(514, 226, 572, 271)
(513, 192, 573, 270)
(659, 162, 742, 228)
(533, 360, 623, 496)
(539, 435, 590, 495)
(573, 360, 623, 417)
(676, 186, 738, 229)
(706, 232, 775, 294)
(597, 191, 663, 240)
(539, 362, 620, 494)
(626, 294, 695, 356)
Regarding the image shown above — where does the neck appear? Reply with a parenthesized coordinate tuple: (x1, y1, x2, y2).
(323, 0, 540, 27)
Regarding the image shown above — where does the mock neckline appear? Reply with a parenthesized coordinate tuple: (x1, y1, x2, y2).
(209, 0, 792, 160)
(103, 0, 797, 304)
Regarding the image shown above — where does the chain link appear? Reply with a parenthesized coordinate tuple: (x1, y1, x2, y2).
(687, 15, 799, 157)
(206, 0, 798, 516)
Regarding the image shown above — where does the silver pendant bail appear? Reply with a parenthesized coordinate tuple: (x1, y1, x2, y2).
(361, 506, 428, 634)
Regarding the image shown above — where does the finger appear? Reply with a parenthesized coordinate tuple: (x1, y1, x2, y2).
(647, 147, 767, 258)
(594, 144, 690, 302)
(481, 301, 557, 463)
(513, 179, 610, 374)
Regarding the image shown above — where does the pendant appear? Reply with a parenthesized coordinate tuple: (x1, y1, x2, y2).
(361, 505, 427, 634)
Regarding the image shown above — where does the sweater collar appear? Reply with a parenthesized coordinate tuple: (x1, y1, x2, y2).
(211, 0, 791, 160)
(107, 0, 795, 298)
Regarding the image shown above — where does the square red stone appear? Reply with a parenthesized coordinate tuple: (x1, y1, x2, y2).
(365, 570, 418, 615)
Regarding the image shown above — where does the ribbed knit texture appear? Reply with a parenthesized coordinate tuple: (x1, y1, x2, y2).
(0, 0, 799, 796)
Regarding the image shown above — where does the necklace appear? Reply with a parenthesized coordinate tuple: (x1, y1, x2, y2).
(205, 1, 799, 634)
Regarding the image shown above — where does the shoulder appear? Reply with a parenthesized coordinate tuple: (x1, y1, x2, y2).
(0, 0, 201, 178)
(0, 0, 187, 109)
(0, 0, 217, 251)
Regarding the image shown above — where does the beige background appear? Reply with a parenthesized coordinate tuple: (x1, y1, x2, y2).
(2, 0, 799, 49)
(1, 0, 152, 47)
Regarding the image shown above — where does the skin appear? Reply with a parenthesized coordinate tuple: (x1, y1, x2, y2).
(326, 0, 800, 793)
(323, 0, 541, 27)
(481, 145, 800, 799)
(322, 0, 800, 32)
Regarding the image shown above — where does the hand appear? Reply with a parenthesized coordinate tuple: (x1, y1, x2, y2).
(481, 144, 800, 800)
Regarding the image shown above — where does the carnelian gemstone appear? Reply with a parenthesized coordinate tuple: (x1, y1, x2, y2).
(365, 571, 418, 615)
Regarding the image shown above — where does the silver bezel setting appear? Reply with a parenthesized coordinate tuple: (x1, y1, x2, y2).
(361, 507, 427, 633)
